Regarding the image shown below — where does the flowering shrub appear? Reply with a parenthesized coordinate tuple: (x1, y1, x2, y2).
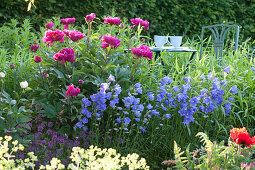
(14, 114, 90, 168)
(76, 73, 237, 134)
(0, 136, 37, 169)
(68, 145, 149, 169)
(1, 13, 255, 169)
(0, 135, 148, 170)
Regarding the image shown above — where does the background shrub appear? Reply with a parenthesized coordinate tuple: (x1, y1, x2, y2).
(1, 0, 255, 40)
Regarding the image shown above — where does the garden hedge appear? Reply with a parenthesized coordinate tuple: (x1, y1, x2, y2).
(0, 0, 255, 40)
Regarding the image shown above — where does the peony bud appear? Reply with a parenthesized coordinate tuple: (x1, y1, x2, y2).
(10, 64, 15, 69)
(44, 73, 49, 78)
(45, 21, 54, 29)
(119, 23, 124, 29)
(30, 44, 39, 52)
(0, 72, 5, 78)
(34, 56, 43, 63)
(20, 81, 28, 88)
(78, 79, 84, 84)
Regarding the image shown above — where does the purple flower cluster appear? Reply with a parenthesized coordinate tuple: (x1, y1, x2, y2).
(77, 73, 238, 135)
(15, 114, 90, 168)
(76, 74, 122, 131)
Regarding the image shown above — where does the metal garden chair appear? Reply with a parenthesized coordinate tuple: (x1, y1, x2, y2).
(199, 24, 239, 60)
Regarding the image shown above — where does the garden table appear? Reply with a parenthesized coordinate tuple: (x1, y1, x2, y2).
(150, 46, 197, 73)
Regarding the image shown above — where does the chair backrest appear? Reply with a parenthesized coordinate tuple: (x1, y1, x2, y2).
(199, 24, 239, 59)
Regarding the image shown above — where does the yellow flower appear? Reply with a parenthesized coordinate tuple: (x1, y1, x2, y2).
(12, 140, 18, 146)
(5, 136, 12, 141)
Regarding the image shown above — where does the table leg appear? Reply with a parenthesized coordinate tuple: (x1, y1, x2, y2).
(184, 51, 197, 74)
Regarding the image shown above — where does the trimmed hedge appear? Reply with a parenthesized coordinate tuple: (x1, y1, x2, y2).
(0, 0, 255, 40)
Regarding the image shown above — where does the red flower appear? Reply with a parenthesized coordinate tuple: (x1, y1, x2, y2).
(103, 17, 121, 25)
(34, 56, 43, 63)
(101, 35, 121, 49)
(61, 18, 75, 29)
(131, 44, 153, 60)
(53, 48, 75, 64)
(86, 13, 96, 22)
(30, 44, 39, 52)
(45, 21, 54, 29)
(130, 18, 149, 30)
(230, 127, 255, 146)
(66, 30, 86, 42)
(42, 30, 65, 46)
(66, 84, 80, 97)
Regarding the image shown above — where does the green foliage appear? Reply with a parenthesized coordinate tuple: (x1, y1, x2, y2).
(173, 132, 255, 169)
(1, 0, 255, 40)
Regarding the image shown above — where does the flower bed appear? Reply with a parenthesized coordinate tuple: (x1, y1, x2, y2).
(0, 13, 255, 169)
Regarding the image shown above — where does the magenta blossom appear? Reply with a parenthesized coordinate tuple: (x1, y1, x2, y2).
(60, 18, 75, 29)
(131, 44, 153, 60)
(34, 56, 43, 63)
(78, 79, 84, 84)
(30, 44, 39, 52)
(10, 64, 14, 69)
(103, 17, 121, 25)
(53, 48, 75, 64)
(101, 35, 121, 49)
(63, 29, 71, 37)
(44, 73, 49, 78)
(42, 30, 65, 46)
(45, 21, 54, 29)
(66, 30, 86, 41)
(130, 18, 149, 30)
(66, 84, 80, 97)
(119, 23, 124, 29)
(86, 13, 96, 22)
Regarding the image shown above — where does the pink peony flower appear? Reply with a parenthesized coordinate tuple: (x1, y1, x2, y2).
(60, 18, 75, 29)
(66, 30, 86, 41)
(131, 44, 153, 60)
(45, 21, 54, 29)
(42, 30, 65, 46)
(30, 44, 39, 52)
(86, 13, 96, 22)
(65, 84, 80, 97)
(101, 35, 121, 49)
(130, 18, 149, 30)
(34, 56, 43, 63)
(53, 48, 75, 64)
(103, 17, 121, 25)
(63, 29, 72, 37)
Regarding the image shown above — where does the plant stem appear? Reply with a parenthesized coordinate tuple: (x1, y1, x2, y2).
(14, 69, 25, 81)
(131, 57, 141, 82)
(65, 63, 71, 84)
(38, 63, 43, 80)
(87, 22, 91, 52)
(0, 80, 4, 99)
(100, 50, 110, 77)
